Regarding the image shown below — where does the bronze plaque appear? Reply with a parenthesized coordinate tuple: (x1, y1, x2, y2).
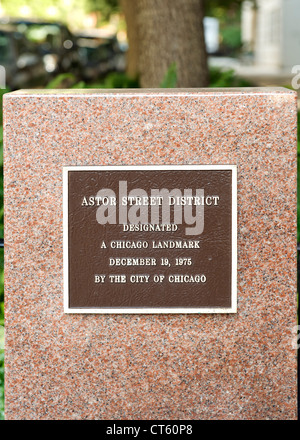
(64, 165, 237, 313)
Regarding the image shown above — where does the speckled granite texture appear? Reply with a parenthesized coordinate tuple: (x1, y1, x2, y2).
(4, 88, 297, 420)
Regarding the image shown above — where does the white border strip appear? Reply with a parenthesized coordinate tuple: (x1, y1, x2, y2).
(63, 165, 237, 314)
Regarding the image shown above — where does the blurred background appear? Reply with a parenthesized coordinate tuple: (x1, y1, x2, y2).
(0, 0, 300, 420)
(0, 0, 299, 91)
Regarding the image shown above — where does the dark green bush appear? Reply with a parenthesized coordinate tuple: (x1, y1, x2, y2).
(209, 66, 252, 88)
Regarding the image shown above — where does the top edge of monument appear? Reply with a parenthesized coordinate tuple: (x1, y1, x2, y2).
(4, 87, 296, 98)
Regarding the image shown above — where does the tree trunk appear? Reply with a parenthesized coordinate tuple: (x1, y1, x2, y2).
(121, 0, 209, 88)
(120, 0, 139, 80)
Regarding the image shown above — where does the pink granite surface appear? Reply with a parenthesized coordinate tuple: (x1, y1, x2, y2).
(4, 88, 297, 420)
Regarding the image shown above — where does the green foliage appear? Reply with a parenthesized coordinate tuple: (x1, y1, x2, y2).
(1, 0, 88, 26)
(86, 0, 120, 22)
(47, 65, 253, 91)
(89, 72, 139, 88)
(45, 73, 79, 89)
(46, 71, 140, 89)
(221, 25, 241, 50)
(0, 300, 3, 327)
(0, 88, 10, 125)
(204, 0, 242, 55)
(160, 63, 178, 88)
(204, 0, 244, 16)
(209, 66, 252, 87)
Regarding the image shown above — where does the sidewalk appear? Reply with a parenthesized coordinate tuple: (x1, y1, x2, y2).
(208, 56, 299, 106)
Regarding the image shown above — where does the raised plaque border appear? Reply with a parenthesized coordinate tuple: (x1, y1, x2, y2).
(63, 165, 237, 314)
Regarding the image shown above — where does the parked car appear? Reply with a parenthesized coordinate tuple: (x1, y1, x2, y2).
(0, 18, 82, 76)
(76, 31, 126, 81)
(0, 25, 49, 89)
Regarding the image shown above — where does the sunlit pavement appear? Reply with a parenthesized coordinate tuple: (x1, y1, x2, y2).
(208, 56, 299, 107)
